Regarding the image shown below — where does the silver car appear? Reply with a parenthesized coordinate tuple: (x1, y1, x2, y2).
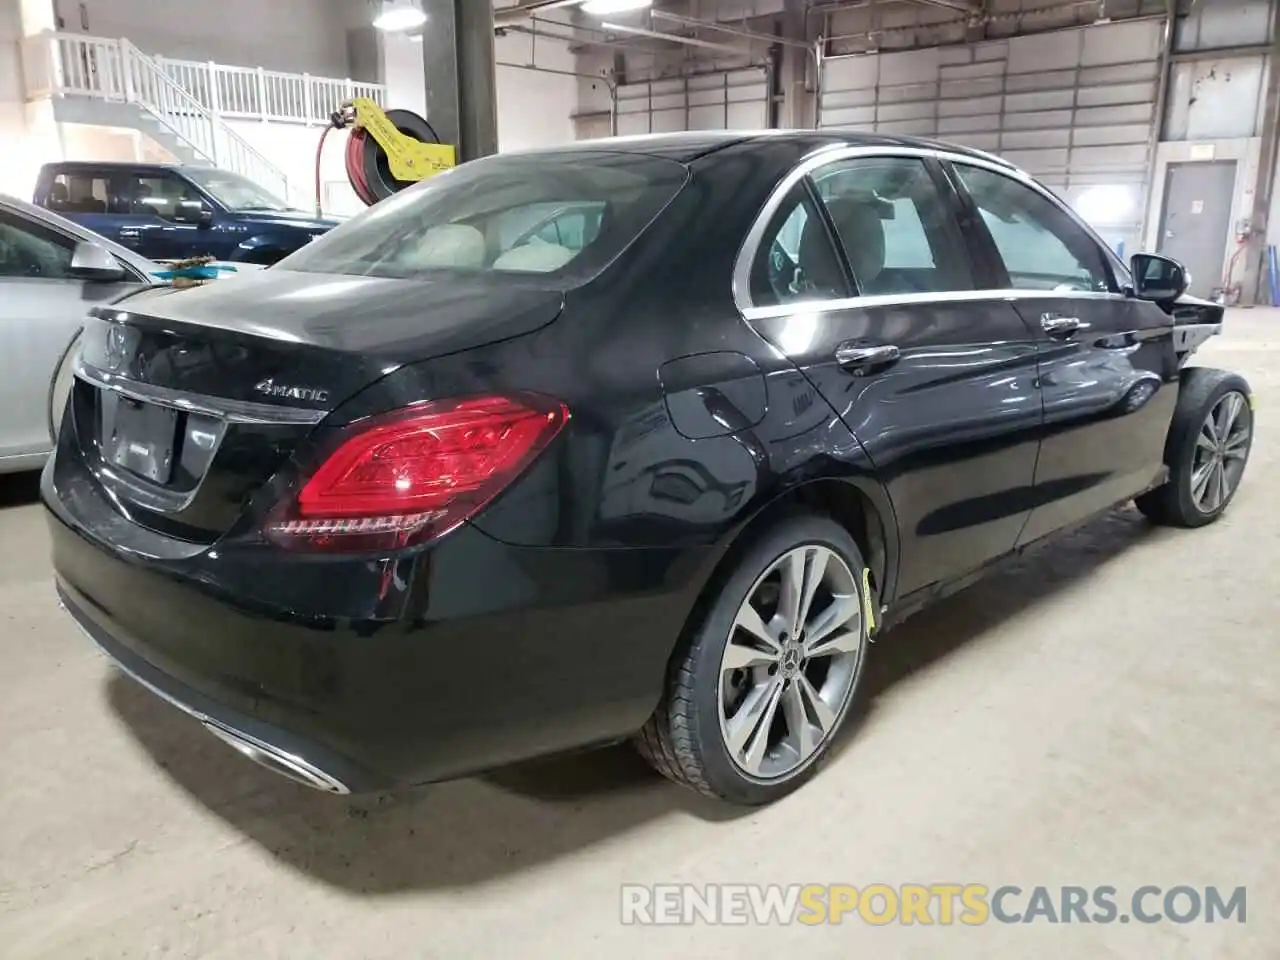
(1, 195, 259, 474)
(0, 194, 157, 473)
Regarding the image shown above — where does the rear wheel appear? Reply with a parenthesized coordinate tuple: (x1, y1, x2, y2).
(634, 515, 870, 805)
(1136, 367, 1253, 527)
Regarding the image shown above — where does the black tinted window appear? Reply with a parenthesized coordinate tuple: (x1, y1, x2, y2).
(280, 152, 688, 284)
(812, 156, 973, 296)
(955, 164, 1112, 293)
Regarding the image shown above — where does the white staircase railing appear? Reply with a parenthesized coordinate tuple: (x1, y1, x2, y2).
(21, 32, 390, 201)
(157, 59, 385, 126)
(118, 39, 290, 200)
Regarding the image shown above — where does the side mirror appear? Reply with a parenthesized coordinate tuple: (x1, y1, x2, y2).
(1130, 253, 1187, 302)
(69, 241, 126, 282)
(174, 200, 213, 225)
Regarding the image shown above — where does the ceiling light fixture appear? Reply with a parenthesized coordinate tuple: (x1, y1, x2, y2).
(581, 0, 653, 15)
(373, 0, 426, 32)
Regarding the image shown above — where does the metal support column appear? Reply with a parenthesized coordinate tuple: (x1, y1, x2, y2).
(779, 0, 814, 128)
(1241, 2, 1280, 304)
(421, 0, 499, 162)
(1137, 0, 1175, 260)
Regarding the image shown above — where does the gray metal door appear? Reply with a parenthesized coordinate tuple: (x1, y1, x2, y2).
(1158, 161, 1236, 298)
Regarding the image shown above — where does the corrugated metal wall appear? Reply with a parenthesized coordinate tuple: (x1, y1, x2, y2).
(614, 67, 769, 135)
(817, 19, 1164, 251)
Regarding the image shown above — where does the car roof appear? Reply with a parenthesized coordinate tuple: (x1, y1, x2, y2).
(535, 129, 1019, 168)
(0, 192, 158, 272)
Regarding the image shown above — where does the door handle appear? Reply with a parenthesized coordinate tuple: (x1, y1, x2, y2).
(1041, 314, 1089, 338)
(835, 342, 901, 370)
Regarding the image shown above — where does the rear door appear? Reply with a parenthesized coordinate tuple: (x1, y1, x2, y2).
(945, 161, 1177, 544)
(741, 149, 1044, 598)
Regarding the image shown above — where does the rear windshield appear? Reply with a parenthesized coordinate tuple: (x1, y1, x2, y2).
(278, 151, 688, 285)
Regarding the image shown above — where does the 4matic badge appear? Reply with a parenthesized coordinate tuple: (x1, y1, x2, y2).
(253, 378, 330, 404)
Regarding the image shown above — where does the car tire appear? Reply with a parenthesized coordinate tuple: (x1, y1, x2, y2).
(48, 326, 83, 444)
(634, 514, 871, 805)
(1135, 366, 1254, 528)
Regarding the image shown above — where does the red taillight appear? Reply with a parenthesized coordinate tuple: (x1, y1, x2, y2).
(266, 394, 568, 552)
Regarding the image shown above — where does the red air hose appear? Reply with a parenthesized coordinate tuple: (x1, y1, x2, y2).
(315, 123, 381, 213)
(321, 106, 445, 210)
(345, 128, 379, 206)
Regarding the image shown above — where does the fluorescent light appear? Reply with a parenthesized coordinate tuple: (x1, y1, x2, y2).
(582, 0, 653, 15)
(373, 1, 426, 31)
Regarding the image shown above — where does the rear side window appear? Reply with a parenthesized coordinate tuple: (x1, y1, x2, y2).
(750, 183, 850, 307)
(811, 156, 974, 296)
(47, 172, 112, 214)
(279, 152, 688, 284)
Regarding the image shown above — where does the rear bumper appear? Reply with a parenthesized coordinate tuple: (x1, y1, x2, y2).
(58, 582, 380, 794)
(45, 472, 710, 791)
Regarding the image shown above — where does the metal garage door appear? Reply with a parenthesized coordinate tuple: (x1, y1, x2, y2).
(614, 67, 769, 135)
(816, 20, 1163, 252)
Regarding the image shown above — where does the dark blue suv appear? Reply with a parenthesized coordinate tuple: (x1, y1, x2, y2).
(34, 162, 338, 265)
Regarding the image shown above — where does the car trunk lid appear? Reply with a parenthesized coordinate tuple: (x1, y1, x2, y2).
(71, 270, 565, 542)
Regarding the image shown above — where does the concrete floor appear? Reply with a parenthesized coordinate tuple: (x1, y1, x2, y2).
(2, 311, 1278, 959)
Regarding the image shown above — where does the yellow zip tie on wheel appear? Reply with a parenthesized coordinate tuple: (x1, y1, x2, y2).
(861, 567, 878, 640)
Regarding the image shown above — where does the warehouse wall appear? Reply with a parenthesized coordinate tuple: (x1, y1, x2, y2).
(572, 33, 773, 140)
(495, 31, 578, 150)
(60, 0, 351, 76)
(0, 0, 27, 194)
(816, 19, 1163, 254)
(1144, 0, 1277, 295)
(1, 0, 63, 198)
(377, 29, 579, 150)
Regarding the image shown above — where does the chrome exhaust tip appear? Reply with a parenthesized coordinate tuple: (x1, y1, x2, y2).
(202, 721, 351, 795)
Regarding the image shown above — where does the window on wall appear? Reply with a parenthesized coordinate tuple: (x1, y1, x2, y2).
(811, 156, 974, 296)
(954, 164, 1112, 293)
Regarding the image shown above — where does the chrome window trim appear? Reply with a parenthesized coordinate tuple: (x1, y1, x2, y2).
(732, 143, 1130, 318)
(741, 288, 1129, 322)
(74, 357, 327, 426)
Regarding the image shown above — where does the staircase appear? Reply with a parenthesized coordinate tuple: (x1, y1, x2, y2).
(22, 33, 387, 202)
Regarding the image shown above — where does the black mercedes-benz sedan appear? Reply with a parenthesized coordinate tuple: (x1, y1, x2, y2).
(45, 131, 1252, 805)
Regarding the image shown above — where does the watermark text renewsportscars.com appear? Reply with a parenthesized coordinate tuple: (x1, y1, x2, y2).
(620, 884, 1247, 926)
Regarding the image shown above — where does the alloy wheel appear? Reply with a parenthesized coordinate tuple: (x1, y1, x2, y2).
(1191, 390, 1251, 513)
(717, 545, 864, 781)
